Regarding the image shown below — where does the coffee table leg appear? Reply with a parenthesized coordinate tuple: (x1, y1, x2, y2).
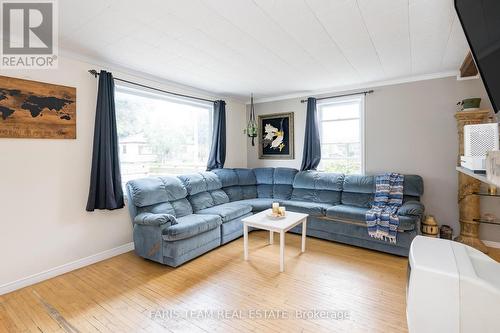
(280, 231, 285, 272)
(244, 223, 249, 261)
(301, 219, 307, 252)
(269, 231, 273, 245)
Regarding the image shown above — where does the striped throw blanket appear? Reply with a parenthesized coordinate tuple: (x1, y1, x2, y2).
(365, 173, 404, 244)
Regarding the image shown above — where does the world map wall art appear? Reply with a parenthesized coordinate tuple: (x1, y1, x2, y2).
(0, 75, 76, 139)
(258, 112, 294, 159)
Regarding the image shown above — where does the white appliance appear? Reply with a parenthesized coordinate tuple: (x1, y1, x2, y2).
(461, 123, 499, 173)
(406, 236, 500, 333)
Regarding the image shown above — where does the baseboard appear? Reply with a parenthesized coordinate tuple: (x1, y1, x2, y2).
(0, 242, 135, 296)
(483, 240, 500, 249)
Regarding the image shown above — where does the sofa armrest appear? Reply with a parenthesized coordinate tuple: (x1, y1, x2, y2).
(134, 213, 177, 227)
(398, 201, 424, 216)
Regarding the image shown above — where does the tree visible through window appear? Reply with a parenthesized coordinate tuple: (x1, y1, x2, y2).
(115, 85, 212, 186)
(318, 95, 364, 174)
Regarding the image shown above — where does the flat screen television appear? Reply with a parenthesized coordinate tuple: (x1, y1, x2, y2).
(455, 0, 500, 113)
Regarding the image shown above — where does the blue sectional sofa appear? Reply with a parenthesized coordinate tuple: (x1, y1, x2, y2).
(126, 168, 424, 266)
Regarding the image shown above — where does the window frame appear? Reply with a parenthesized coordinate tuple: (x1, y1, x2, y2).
(317, 94, 366, 174)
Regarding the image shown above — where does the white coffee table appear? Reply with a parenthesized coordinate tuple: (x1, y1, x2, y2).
(241, 209, 309, 272)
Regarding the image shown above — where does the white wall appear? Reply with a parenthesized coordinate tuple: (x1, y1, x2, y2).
(0, 56, 247, 289)
(247, 76, 500, 242)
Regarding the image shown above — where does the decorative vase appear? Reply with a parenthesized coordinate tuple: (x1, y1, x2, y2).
(422, 215, 439, 237)
(439, 225, 453, 240)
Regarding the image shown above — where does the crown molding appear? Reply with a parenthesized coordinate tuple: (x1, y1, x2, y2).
(248, 70, 459, 104)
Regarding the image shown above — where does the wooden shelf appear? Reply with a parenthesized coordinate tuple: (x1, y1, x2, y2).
(456, 166, 498, 187)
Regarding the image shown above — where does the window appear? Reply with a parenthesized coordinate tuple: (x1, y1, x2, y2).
(115, 85, 213, 185)
(318, 95, 365, 174)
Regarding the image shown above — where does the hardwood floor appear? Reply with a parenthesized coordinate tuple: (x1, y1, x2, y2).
(4, 232, 494, 333)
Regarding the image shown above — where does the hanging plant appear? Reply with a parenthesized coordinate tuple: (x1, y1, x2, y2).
(247, 93, 258, 146)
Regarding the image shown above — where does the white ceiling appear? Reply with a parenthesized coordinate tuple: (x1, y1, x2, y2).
(59, 0, 469, 100)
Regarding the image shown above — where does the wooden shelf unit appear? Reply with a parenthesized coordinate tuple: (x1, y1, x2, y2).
(455, 110, 492, 253)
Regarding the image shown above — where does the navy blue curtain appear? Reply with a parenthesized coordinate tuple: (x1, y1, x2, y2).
(86, 70, 124, 211)
(300, 97, 321, 171)
(207, 100, 226, 170)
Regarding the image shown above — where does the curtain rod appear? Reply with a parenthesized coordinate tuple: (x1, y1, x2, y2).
(300, 90, 374, 103)
(88, 69, 217, 103)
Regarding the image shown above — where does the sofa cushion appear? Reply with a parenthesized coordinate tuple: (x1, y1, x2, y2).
(341, 192, 373, 208)
(212, 168, 238, 187)
(273, 168, 298, 185)
(325, 205, 417, 231)
(281, 200, 333, 216)
(254, 167, 274, 184)
(291, 188, 341, 204)
(257, 184, 273, 198)
(224, 186, 243, 201)
(178, 172, 222, 196)
(127, 176, 187, 207)
(292, 171, 344, 204)
(178, 173, 206, 195)
(170, 198, 193, 217)
(210, 189, 230, 205)
(241, 185, 257, 199)
(273, 184, 293, 200)
(293, 171, 344, 191)
(234, 168, 256, 185)
(343, 175, 374, 193)
(188, 192, 215, 211)
(235, 198, 275, 212)
(162, 214, 221, 241)
(196, 203, 252, 222)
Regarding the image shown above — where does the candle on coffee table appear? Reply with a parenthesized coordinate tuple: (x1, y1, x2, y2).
(272, 202, 279, 214)
(278, 207, 286, 216)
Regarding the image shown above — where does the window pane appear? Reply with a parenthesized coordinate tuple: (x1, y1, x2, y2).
(320, 101, 359, 120)
(319, 97, 363, 174)
(115, 87, 212, 186)
(319, 159, 361, 174)
(321, 119, 360, 143)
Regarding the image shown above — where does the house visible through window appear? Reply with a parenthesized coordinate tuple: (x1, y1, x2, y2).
(115, 85, 213, 186)
(318, 95, 365, 174)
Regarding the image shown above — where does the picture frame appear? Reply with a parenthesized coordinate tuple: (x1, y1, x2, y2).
(0, 75, 76, 139)
(258, 112, 294, 159)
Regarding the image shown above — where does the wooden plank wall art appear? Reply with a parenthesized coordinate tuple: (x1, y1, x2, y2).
(0, 75, 76, 139)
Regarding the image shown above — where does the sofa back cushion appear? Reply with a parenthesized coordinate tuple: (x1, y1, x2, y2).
(212, 168, 258, 201)
(342, 175, 375, 207)
(171, 198, 193, 217)
(212, 168, 238, 187)
(291, 171, 344, 204)
(252, 167, 272, 198)
(178, 172, 222, 195)
(273, 168, 298, 199)
(178, 172, 229, 211)
(341, 174, 424, 208)
(127, 176, 194, 218)
(127, 176, 187, 208)
(234, 168, 257, 200)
